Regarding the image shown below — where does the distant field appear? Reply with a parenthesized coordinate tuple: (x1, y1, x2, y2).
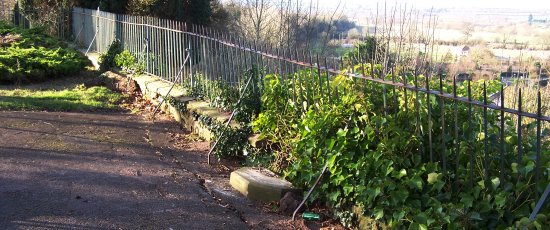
(434, 29, 546, 45)
(434, 45, 550, 59)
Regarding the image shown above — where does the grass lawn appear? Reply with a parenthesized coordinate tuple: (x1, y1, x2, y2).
(0, 84, 124, 112)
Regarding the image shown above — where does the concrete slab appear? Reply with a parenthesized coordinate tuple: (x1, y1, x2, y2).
(230, 167, 300, 202)
(187, 101, 241, 128)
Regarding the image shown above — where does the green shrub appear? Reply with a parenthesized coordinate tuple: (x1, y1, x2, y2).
(252, 67, 549, 228)
(0, 22, 88, 84)
(170, 68, 262, 160)
(99, 40, 123, 72)
(115, 50, 135, 70)
(114, 49, 145, 75)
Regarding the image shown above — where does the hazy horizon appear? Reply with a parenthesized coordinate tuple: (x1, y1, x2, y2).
(320, 0, 550, 11)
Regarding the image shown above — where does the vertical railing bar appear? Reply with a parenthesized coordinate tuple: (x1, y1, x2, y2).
(239, 37, 246, 88)
(235, 36, 242, 86)
(440, 74, 446, 173)
(153, 17, 158, 76)
(467, 80, 474, 189)
(176, 21, 182, 84)
(295, 49, 304, 105)
(277, 48, 284, 82)
(517, 88, 523, 163)
(245, 38, 251, 88)
(403, 73, 409, 114)
(231, 34, 237, 87)
(359, 49, 366, 92)
(499, 84, 505, 183)
(324, 57, 331, 103)
(308, 52, 314, 104)
(211, 28, 217, 95)
(392, 64, 398, 115)
(199, 26, 205, 94)
(166, 19, 171, 81)
(207, 27, 213, 99)
(427, 74, 433, 162)
(316, 54, 323, 98)
(258, 43, 266, 95)
(147, 17, 151, 74)
(286, 49, 296, 103)
(151, 17, 156, 76)
(201, 26, 207, 98)
(225, 34, 231, 85)
(184, 21, 189, 85)
(266, 44, 272, 74)
(414, 74, 421, 161)
(159, 18, 163, 78)
(224, 32, 232, 90)
(453, 76, 460, 190)
(206, 27, 212, 90)
(200, 26, 206, 95)
(166, 20, 176, 83)
(535, 91, 542, 191)
(205, 25, 209, 95)
(174, 20, 179, 82)
(194, 25, 200, 88)
(189, 25, 194, 89)
(483, 82, 489, 190)
(219, 31, 227, 96)
(224, 35, 236, 87)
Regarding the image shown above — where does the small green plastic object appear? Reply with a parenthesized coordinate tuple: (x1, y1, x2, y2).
(302, 212, 321, 221)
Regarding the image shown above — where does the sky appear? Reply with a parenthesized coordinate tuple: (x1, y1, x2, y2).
(316, 0, 550, 10)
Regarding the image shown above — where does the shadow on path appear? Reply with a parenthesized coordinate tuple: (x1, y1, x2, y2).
(0, 111, 248, 229)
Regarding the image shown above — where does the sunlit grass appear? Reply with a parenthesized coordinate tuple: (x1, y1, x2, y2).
(0, 85, 124, 111)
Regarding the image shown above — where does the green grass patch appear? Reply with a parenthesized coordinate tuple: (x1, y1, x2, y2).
(0, 85, 124, 111)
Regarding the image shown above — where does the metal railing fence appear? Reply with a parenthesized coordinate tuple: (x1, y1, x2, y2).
(70, 7, 344, 95)
(70, 7, 549, 220)
(4, 6, 549, 222)
(1, 2, 69, 39)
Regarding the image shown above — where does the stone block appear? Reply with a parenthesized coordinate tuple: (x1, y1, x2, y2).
(230, 167, 300, 202)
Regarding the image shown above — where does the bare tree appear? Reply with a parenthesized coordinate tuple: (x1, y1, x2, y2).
(227, 0, 343, 53)
(462, 22, 474, 43)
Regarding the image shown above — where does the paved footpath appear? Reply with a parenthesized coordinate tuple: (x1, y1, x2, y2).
(0, 111, 249, 230)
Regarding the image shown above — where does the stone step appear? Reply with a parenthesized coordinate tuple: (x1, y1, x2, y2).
(230, 167, 300, 202)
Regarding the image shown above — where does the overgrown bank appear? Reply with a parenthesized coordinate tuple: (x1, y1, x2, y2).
(248, 68, 549, 228)
(92, 24, 549, 229)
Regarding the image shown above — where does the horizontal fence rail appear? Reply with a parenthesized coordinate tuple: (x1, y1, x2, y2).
(70, 8, 550, 120)
(5, 6, 549, 223)
(71, 7, 550, 221)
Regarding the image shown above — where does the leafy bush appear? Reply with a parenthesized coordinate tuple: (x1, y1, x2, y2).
(252, 67, 549, 228)
(183, 68, 262, 123)
(115, 50, 136, 70)
(99, 40, 123, 72)
(0, 22, 88, 84)
(165, 68, 263, 159)
(114, 49, 144, 75)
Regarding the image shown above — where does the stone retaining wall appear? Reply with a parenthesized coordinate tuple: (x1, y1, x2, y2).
(129, 74, 241, 141)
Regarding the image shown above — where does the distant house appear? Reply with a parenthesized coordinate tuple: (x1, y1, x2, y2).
(461, 46, 470, 56)
(456, 73, 471, 82)
(341, 43, 354, 48)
